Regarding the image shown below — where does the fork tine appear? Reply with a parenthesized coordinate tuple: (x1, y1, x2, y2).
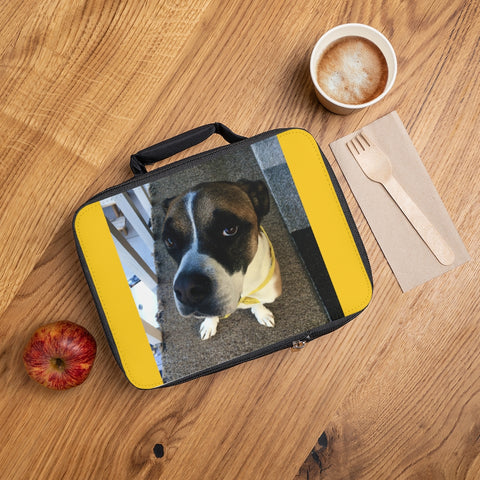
(351, 134, 364, 153)
(346, 131, 374, 156)
(346, 139, 359, 156)
(358, 131, 372, 147)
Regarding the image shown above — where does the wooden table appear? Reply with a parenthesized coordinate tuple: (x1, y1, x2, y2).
(1, 1, 478, 478)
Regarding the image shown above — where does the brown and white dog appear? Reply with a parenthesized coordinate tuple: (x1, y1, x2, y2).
(161, 179, 281, 339)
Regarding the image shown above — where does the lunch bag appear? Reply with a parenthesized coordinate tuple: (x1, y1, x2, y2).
(73, 123, 373, 389)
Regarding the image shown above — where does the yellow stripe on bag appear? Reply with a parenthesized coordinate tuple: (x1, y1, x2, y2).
(74, 202, 163, 389)
(277, 129, 372, 316)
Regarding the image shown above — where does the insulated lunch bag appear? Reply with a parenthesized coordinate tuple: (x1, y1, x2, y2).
(73, 124, 373, 389)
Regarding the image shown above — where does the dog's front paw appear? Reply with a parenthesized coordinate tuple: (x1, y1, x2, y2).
(251, 304, 275, 328)
(199, 316, 219, 340)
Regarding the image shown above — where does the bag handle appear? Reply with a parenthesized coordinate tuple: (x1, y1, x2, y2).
(130, 123, 246, 175)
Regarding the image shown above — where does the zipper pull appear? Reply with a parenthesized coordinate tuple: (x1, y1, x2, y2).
(292, 339, 307, 350)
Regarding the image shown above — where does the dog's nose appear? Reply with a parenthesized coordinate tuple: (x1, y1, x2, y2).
(174, 272, 213, 306)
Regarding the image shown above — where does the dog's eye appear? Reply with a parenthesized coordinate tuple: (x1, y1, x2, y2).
(222, 225, 238, 237)
(164, 237, 176, 248)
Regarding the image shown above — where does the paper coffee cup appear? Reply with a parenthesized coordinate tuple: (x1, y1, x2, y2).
(310, 24, 397, 115)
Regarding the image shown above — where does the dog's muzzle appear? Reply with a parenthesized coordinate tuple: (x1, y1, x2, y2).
(174, 271, 213, 310)
(173, 270, 234, 317)
(172, 250, 245, 317)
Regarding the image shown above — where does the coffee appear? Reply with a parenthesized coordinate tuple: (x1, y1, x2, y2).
(316, 36, 388, 105)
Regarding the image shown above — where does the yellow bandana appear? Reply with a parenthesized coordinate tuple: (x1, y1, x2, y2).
(222, 226, 275, 318)
(238, 226, 276, 305)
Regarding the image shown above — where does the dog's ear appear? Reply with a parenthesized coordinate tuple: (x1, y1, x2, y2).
(162, 196, 176, 213)
(236, 179, 270, 223)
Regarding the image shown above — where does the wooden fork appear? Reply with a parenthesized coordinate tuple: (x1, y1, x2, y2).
(346, 132, 455, 266)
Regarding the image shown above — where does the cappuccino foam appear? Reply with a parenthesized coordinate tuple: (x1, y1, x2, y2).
(316, 36, 388, 105)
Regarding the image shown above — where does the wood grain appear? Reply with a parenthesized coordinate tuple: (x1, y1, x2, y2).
(0, 0, 478, 479)
(295, 3, 480, 477)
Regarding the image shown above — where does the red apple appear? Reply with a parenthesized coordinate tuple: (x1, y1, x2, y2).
(23, 320, 96, 390)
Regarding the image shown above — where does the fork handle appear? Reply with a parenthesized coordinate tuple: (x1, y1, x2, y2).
(383, 177, 455, 265)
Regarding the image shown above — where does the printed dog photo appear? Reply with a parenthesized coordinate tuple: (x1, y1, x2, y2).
(102, 137, 330, 383)
(161, 179, 282, 340)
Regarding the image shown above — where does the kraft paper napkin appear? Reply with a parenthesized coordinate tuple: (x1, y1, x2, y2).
(330, 111, 470, 292)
